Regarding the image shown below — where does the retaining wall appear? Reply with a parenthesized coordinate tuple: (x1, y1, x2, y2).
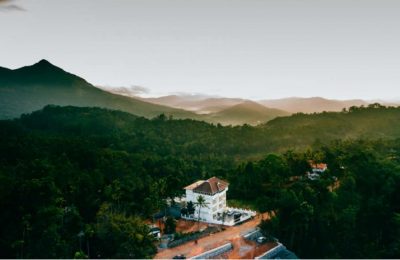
(191, 243, 233, 259)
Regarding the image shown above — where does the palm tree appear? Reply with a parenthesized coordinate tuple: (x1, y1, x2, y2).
(195, 195, 209, 228)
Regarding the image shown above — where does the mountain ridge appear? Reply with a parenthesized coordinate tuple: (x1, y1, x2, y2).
(205, 100, 289, 125)
(137, 93, 393, 115)
(0, 60, 289, 125)
(143, 95, 245, 114)
(3, 60, 393, 125)
(258, 97, 369, 113)
(0, 60, 202, 120)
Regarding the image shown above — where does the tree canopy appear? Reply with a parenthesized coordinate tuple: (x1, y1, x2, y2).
(0, 105, 400, 258)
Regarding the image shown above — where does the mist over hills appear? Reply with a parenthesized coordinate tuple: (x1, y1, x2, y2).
(259, 97, 369, 113)
(141, 93, 380, 114)
(204, 101, 289, 126)
(0, 60, 287, 125)
(0, 60, 201, 120)
(144, 95, 245, 114)
(1, 60, 398, 126)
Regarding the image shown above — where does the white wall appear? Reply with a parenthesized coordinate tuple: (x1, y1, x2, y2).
(185, 188, 228, 222)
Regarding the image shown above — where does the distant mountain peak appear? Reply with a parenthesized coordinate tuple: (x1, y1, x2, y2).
(237, 100, 261, 106)
(10, 59, 66, 75)
(0, 60, 203, 120)
(37, 59, 51, 65)
(32, 59, 60, 70)
(0, 59, 89, 89)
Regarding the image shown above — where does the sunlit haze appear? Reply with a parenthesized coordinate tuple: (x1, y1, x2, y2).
(1, 0, 400, 100)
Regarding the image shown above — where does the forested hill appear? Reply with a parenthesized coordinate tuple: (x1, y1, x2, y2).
(7, 105, 270, 159)
(0, 60, 200, 120)
(1, 104, 400, 258)
(261, 104, 400, 150)
(6, 103, 400, 157)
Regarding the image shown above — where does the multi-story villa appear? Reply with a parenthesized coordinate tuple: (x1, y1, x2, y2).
(183, 177, 255, 225)
(184, 177, 228, 222)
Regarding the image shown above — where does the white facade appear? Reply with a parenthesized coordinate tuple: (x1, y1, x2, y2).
(185, 186, 227, 222)
(182, 177, 256, 226)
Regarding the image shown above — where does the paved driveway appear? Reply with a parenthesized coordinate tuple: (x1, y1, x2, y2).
(154, 213, 271, 259)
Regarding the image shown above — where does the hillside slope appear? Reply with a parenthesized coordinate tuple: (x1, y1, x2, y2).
(145, 95, 245, 113)
(206, 101, 289, 125)
(261, 104, 400, 150)
(259, 97, 368, 113)
(4, 104, 400, 154)
(0, 60, 200, 120)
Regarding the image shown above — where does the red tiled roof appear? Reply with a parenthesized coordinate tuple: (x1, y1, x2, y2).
(312, 163, 327, 170)
(184, 180, 204, 190)
(309, 161, 328, 170)
(185, 177, 229, 195)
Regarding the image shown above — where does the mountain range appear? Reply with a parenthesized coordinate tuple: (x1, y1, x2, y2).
(142, 94, 382, 114)
(205, 101, 289, 125)
(0, 60, 200, 120)
(258, 97, 368, 113)
(1, 60, 398, 125)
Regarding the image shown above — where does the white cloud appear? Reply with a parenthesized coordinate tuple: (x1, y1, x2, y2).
(0, 0, 25, 12)
(97, 85, 150, 97)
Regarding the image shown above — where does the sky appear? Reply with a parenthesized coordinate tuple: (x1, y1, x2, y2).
(1, 0, 400, 100)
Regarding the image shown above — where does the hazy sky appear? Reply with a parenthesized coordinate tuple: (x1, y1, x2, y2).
(1, 0, 400, 100)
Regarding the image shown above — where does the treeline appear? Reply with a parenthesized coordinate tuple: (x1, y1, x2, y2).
(0, 105, 400, 258)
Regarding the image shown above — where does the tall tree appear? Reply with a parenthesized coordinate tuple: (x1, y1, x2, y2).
(187, 201, 195, 216)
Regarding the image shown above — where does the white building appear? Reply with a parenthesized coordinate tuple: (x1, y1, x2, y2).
(307, 162, 328, 180)
(182, 177, 256, 225)
(184, 177, 228, 223)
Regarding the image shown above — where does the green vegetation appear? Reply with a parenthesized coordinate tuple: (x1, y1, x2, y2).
(164, 217, 176, 235)
(187, 201, 195, 216)
(0, 60, 200, 120)
(256, 139, 400, 258)
(226, 199, 259, 211)
(261, 103, 400, 152)
(195, 195, 209, 224)
(0, 104, 400, 258)
(0, 60, 285, 125)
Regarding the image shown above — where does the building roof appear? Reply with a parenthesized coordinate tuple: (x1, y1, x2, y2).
(309, 161, 328, 170)
(312, 163, 328, 170)
(184, 180, 204, 190)
(184, 177, 229, 195)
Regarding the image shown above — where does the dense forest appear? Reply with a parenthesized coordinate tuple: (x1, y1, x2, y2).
(0, 105, 400, 258)
(236, 140, 400, 258)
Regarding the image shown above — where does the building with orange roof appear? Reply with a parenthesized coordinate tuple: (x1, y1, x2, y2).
(308, 161, 328, 180)
(183, 177, 256, 225)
